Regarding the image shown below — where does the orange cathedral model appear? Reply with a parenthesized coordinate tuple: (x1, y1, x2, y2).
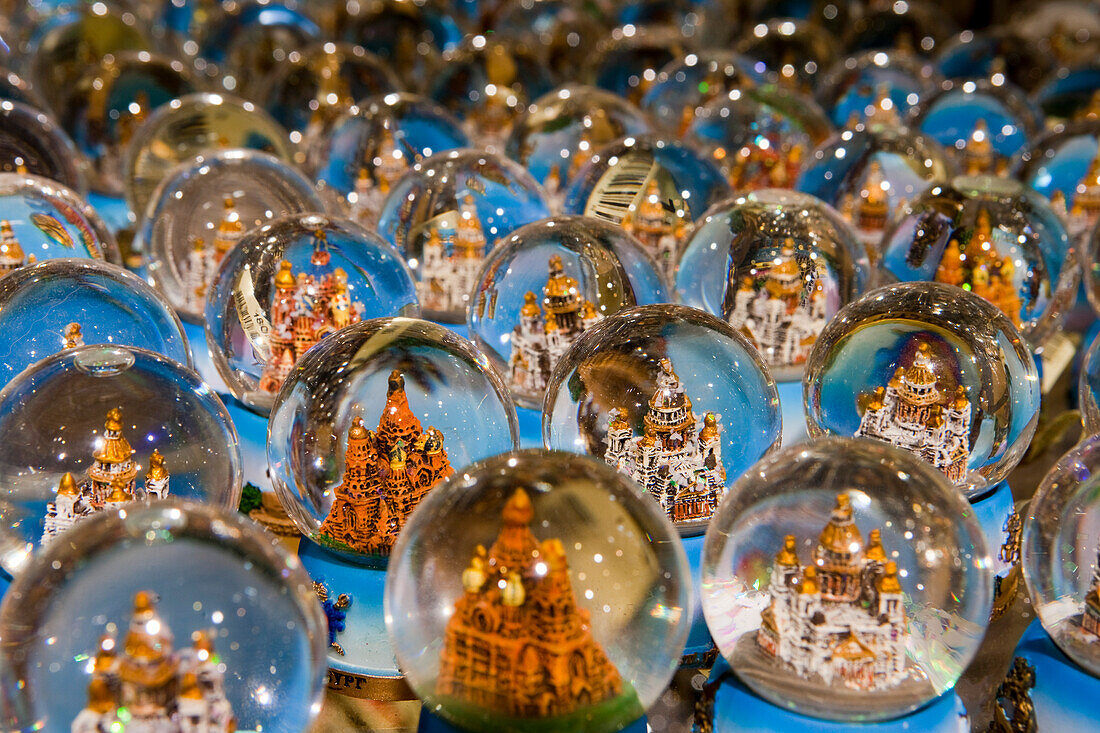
(318, 370, 453, 555)
(436, 489, 623, 719)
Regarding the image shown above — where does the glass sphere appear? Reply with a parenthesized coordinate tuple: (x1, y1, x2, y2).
(0, 344, 242, 574)
(543, 304, 781, 532)
(1014, 120, 1100, 243)
(258, 41, 401, 137)
(0, 258, 190, 384)
(206, 213, 420, 415)
(492, 0, 609, 82)
(57, 51, 198, 197)
(562, 134, 731, 282)
(818, 50, 942, 129)
(142, 149, 323, 322)
(1034, 62, 1100, 123)
(937, 28, 1058, 94)
(384, 449, 690, 733)
(0, 172, 120, 269)
(675, 189, 871, 380)
(1009, 1, 1100, 70)
(0, 99, 85, 193)
(639, 51, 765, 135)
(700, 438, 992, 722)
(582, 25, 691, 106)
(877, 175, 1077, 347)
(804, 281, 1039, 498)
(268, 317, 519, 566)
(123, 93, 297, 224)
(466, 215, 668, 409)
(505, 84, 652, 204)
(913, 79, 1042, 176)
(377, 149, 552, 323)
(0, 499, 326, 731)
(1022, 435, 1100, 678)
(843, 0, 952, 55)
(735, 19, 841, 93)
(428, 35, 556, 151)
(310, 92, 469, 231)
(796, 123, 954, 253)
(684, 85, 832, 194)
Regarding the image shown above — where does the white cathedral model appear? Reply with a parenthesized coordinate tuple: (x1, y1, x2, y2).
(508, 254, 601, 396)
(72, 591, 236, 733)
(418, 191, 488, 313)
(41, 408, 171, 545)
(757, 494, 908, 692)
(603, 358, 726, 523)
(726, 239, 828, 368)
(855, 342, 972, 486)
(182, 196, 246, 312)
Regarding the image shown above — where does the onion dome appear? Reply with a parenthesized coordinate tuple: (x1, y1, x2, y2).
(521, 291, 540, 317)
(609, 408, 629, 432)
(776, 534, 799, 567)
(818, 493, 864, 555)
(348, 416, 368, 441)
(641, 427, 658, 447)
(905, 343, 937, 386)
(952, 385, 969, 410)
(502, 571, 526, 607)
(85, 677, 116, 714)
(377, 370, 423, 448)
(193, 630, 215, 658)
(179, 672, 203, 700)
(877, 561, 902, 593)
(96, 408, 134, 465)
(462, 545, 489, 594)
(93, 634, 116, 672)
(868, 386, 886, 411)
(800, 565, 820, 594)
(56, 472, 78, 497)
(145, 450, 168, 482)
(866, 528, 887, 562)
(544, 255, 579, 302)
(700, 413, 720, 442)
(424, 427, 444, 454)
(63, 322, 83, 348)
(502, 488, 534, 527)
(583, 301, 599, 320)
(218, 196, 243, 235)
(274, 260, 296, 290)
(544, 311, 560, 333)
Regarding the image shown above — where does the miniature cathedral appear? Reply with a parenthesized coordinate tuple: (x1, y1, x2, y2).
(258, 231, 364, 394)
(508, 255, 602, 395)
(725, 239, 828, 368)
(933, 207, 1023, 327)
(838, 159, 899, 250)
(756, 495, 908, 692)
(183, 196, 246, 311)
(856, 342, 972, 485)
(620, 177, 690, 280)
(348, 126, 410, 229)
(71, 591, 235, 733)
(419, 191, 488, 313)
(42, 408, 171, 545)
(1049, 147, 1100, 239)
(318, 370, 454, 555)
(603, 358, 726, 523)
(0, 219, 33, 275)
(437, 489, 624, 718)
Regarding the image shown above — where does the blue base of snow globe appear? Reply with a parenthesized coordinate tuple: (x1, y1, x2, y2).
(1011, 618, 1100, 731)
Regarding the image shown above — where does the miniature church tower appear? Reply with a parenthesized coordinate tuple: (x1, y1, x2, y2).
(620, 177, 690, 280)
(349, 126, 409, 228)
(437, 489, 624, 717)
(0, 220, 27, 275)
(961, 119, 996, 176)
(63, 322, 84, 349)
(419, 192, 488, 313)
(933, 207, 1023, 326)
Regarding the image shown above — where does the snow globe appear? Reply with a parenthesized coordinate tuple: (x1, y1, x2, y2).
(491, 0, 609, 82)
(0, 258, 190, 384)
(911, 78, 1042, 176)
(1012, 436, 1100, 727)
(796, 121, 954, 256)
(123, 93, 296, 227)
(582, 25, 690, 106)
(466, 215, 668, 410)
(310, 93, 469, 231)
(876, 175, 1077, 349)
(376, 149, 551, 323)
(936, 28, 1058, 94)
(384, 449, 690, 732)
(505, 84, 652, 210)
(698, 438, 991, 727)
(817, 50, 942, 129)
(141, 148, 323, 323)
(55, 51, 198, 197)
(804, 281, 1039, 617)
(684, 85, 832, 194)
(675, 189, 871, 443)
(0, 499, 326, 732)
(427, 35, 556, 151)
(562, 134, 731, 282)
(1015, 120, 1100, 244)
(639, 51, 765, 135)
(734, 18, 841, 93)
(843, 0, 952, 55)
(0, 343, 242, 578)
(0, 171, 120, 270)
(205, 212, 419, 415)
(267, 317, 519, 692)
(1034, 62, 1100, 123)
(0, 99, 85, 194)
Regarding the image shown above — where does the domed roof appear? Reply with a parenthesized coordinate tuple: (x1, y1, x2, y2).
(818, 494, 864, 556)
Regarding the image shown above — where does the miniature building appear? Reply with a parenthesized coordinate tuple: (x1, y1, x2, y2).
(318, 370, 454, 555)
(726, 140, 804, 191)
(933, 207, 1023, 326)
(863, 84, 901, 128)
(183, 196, 246, 311)
(1054, 149, 1100, 238)
(620, 177, 690, 280)
(725, 239, 828, 367)
(856, 342, 972, 485)
(71, 591, 235, 733)
(349, 126, 409, 228)
(603, 358, 725, 522)
(1083, 543, 1100, 638)
(63, 322, 84, 349)
(756, 495, 908, 691)
(856, 160, 890, 232)
(437, 489, 623, 717)
(0, 220, 28, 275)
(961, 119, 997, 176)
(41, 408, 171, 544)
(258, 232, 364, 393)
(508, 255, 602, 395)
(419, 192, 487, 313)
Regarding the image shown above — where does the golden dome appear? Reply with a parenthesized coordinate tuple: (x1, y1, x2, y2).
(739, 275, 755, 292)
(520, 291, 540, 317)
(274, 260, 296, 289)
(86, 677, 117, 713)
(133, 590, 155, 615)
(218, 197, 244, 234)
(582, 300, 598, 320)
(904, 343, 936, 386)
(543, 311, 559, 333)
(641, 427, 657, 447)
(609, 408, 628, 432)
(503, 488, 535, 527)
(64, 322, 82, 344)
(145, 450, 168, 482)
(877, 561, 902, 593)
(952, 385, 969, 410)
(776, 534, 799, 566)
(502, 571, 526, 607)
(544, 255, 579, 300)
(462, 545, 489, 594)
(818, 494, 863, 555)
(179, 672, 204, 700)
(193, 630, 215, 654)
(56, 472, 78, 497)
(799, 566, 819, 595)
(95, 408, 134, 464)
(347, 416, 368, 441)
(771, 240, 800, 279)
(888, 366, 905, 389)
(868, 386, 886, 411)
(699, 412, 720, 442)
(94, 635, 116, 670)
(104, 407, 123, 432)
(974, 207, 993, 241)
(865, 529, 887, 562)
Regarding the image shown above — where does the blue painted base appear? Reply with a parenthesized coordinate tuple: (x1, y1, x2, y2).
(225, 393, 271, 492)
(681, 532, 715, 666)
(516, 405, 543, 449)
(1013, 619, 1100, 731)
(298, 539, 402, 683)
(704, 656, 967, 732)
(416, 707, 648, 732)
(777, 380, 807, 446)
